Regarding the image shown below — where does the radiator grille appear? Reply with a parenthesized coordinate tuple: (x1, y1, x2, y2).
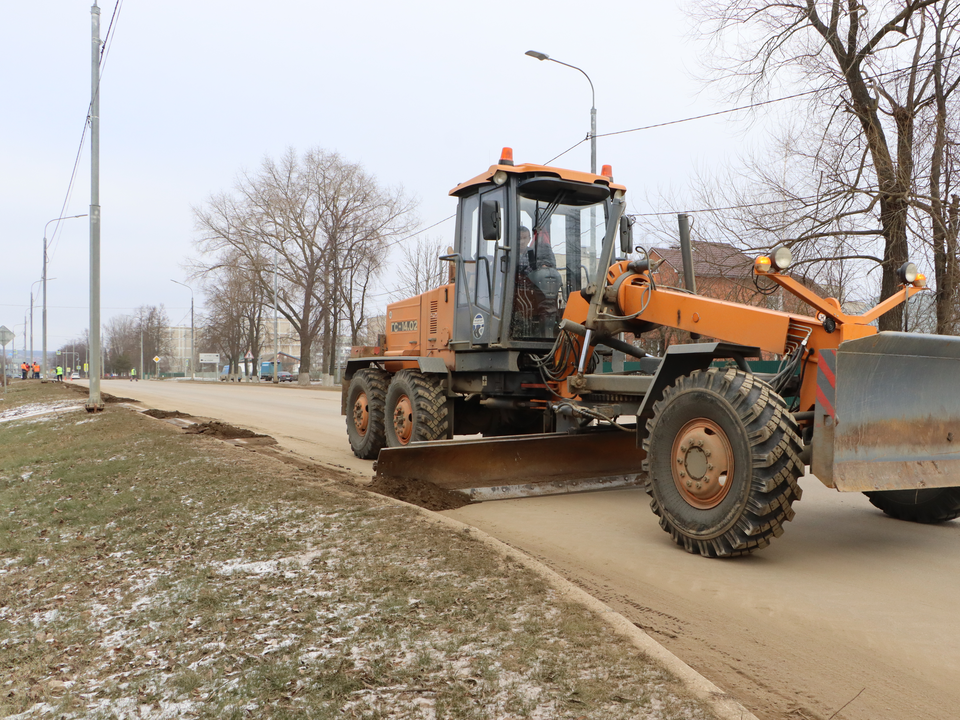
(429, 300, 438, 334)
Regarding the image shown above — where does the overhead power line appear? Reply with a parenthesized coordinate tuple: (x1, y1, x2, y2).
(47, 0, 124, 264)
(547, 50, 960, 164)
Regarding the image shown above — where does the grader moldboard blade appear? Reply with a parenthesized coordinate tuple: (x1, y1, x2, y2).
(831, 331, 960, 492)
(373, 431, 647, 501)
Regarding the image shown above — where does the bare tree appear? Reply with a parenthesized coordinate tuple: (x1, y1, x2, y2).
(199, 255, 254, 381)
(102, 305, 170, 377)
(193, 148, 416, 383)
(691, 0, 960, 331)
(392, 236, 451, 299)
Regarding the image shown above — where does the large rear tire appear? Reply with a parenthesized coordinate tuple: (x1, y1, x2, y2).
(345, 368, 389, 459)
(864, 488, 960, 523)
(385, 370, 449, 447)
(643, 368, 804, 557)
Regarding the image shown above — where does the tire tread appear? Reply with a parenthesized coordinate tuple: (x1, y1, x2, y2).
(642, 367, 804, 558)
(346, 368, 389, 459)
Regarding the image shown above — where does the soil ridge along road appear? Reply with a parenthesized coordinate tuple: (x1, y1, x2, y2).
(97, 379, 960, 720)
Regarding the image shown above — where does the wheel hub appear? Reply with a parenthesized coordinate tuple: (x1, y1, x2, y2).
(672, 418, 734, 509)
(393, 394, 413, 444)
(352, 392, 369, 436)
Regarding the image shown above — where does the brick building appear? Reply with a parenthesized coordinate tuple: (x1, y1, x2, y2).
(632, 241, 817, 355)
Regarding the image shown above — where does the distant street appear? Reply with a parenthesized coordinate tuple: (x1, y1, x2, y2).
(98, 378, 960, 720)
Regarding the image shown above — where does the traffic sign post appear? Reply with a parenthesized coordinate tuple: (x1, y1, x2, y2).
(0, 325, 15, 392)
(153, 355, 161, 379)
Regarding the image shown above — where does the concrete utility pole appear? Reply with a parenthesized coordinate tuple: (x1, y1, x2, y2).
(29, 279, 42, 368)
(87, 0, 103, 409)
(273, 249, 279, 384)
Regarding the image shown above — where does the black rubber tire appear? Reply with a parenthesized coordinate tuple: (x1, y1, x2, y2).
(643, 368, 804, 558)
(345, 368, 389, 459)
(384, 370, 449, 447)
(864, 488, 960, 523)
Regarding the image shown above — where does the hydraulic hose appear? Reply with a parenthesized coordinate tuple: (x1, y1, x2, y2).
(558, 319, 654, 361)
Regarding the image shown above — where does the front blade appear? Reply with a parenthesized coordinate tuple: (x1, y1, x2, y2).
(834, 332, 960, 492)
(374, 431, 647, 501)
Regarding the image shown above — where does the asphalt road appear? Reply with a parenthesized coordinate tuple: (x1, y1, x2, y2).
(97, 378, 960, 720)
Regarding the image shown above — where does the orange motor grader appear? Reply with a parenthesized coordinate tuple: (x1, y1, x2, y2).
(343, 148, 960, 557)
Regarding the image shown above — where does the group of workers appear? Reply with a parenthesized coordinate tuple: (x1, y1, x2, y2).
(18, 361, 41, 379)
(16, 361, 72, 381)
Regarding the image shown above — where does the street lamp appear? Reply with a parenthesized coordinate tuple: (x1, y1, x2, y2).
(29, 279, 44, 371)
(525, 50, 596, 176)
(525, 50, 599, 270)
(42, 214, 87, 381)
(170, 279, 195, 380)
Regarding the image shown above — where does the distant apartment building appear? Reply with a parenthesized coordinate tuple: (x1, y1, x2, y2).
(261, 317, 302, 372)
(163, 317, 302, 375)
(163, 326, 192, 374)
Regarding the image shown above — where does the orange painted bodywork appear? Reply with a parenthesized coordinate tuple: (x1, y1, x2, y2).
(382, 284, 456, 372)
(561, 262, 923, 415)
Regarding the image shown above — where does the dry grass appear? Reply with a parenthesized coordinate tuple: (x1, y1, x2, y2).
(0, 381, 715, 719)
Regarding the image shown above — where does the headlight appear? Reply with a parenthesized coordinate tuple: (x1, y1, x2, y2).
(897, 262, 918, 284)
(771, 246, 792, 271)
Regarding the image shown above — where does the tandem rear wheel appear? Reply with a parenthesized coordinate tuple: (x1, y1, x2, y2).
(346, 368, 390, 459)
(643, 368, 804, 558)
(384, 370, 449, 447)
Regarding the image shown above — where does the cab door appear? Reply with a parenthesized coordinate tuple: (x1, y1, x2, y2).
(453, 186, 506, 346)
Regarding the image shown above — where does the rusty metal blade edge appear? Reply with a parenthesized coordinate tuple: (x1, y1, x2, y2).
(462, 474, 648, 501)
(374, 430, 647, 496)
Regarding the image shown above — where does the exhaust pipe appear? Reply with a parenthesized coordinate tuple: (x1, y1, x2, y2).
(678, 213, 700, 339)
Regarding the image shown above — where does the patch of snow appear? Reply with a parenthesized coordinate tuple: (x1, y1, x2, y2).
(0, 400, 84, 423)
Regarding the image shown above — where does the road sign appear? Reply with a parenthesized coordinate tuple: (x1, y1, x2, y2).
(153, 355, 161, 363)
(0, 325, 13, 346)
(244, 351, 254, 360)
(199, 353, 220, 365)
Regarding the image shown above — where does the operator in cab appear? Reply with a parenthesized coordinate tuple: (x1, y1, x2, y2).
(513, 225, 562, 339)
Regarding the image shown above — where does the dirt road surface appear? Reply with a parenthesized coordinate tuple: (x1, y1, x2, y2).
(97, 379, 960, 720)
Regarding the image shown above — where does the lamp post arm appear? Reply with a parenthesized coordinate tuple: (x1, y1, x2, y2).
(546, 58, 595, 111)
(41, 213, 87, 381)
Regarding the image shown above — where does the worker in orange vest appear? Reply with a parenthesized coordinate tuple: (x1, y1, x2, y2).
(32, 362, 39, 379)
(20, 362, 27, 379)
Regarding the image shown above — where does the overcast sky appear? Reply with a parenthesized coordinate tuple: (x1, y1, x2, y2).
(2, 0, 757, 355)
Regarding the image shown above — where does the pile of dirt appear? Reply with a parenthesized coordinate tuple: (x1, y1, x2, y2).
(185, 421, 267, 440)
(367, 474, 473, 511)
(101, 391, 135, 404)
(143, 409, 192, 419)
